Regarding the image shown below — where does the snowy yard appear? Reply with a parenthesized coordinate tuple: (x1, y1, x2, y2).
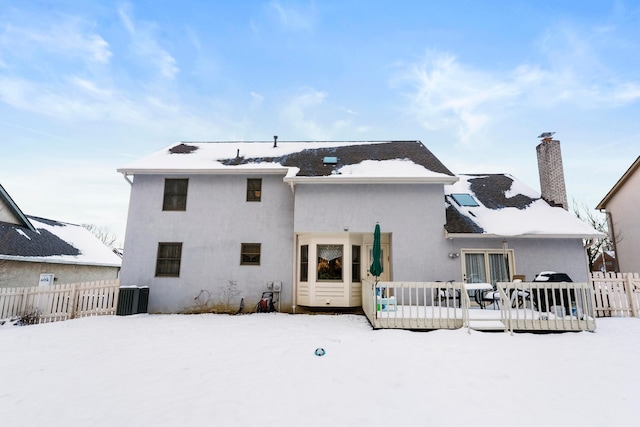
(1, 313, 638, 426)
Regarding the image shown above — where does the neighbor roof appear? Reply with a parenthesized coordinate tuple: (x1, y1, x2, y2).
(445, 174, 604, 238)
(0, 183, 36, 232)
(118, 140, 458, 184)
(0, 216, 122, 267)
(596, 156, 640, 210)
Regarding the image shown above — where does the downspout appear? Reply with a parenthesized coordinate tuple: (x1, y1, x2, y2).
(604, 210, 620, 272)
(290, 180, 297, 313)
(292, 234, 298, 314)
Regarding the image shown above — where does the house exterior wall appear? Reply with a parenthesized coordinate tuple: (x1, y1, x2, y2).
(0, 260, 120, 288)
(292, 183, 453, 281)
(606, 168, 640, 273)
(447, 237, 590, 282)
(119, 173, 294, 313)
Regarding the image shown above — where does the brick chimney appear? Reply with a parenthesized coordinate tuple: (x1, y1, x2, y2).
(536, 135, 568, 210)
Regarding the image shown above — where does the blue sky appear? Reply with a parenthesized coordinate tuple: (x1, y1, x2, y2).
(1, 1, 639, 244)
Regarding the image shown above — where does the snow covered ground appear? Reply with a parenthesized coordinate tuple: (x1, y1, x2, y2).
(1, 313, 638, 426)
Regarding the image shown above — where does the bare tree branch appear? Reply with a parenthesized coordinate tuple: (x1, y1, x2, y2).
(81, 224, 118, 249)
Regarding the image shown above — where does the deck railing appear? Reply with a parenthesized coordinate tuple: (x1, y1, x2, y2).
(496, 281, 596, 333)
(364, 280, 464, 330)
(363, 280, 596, 333)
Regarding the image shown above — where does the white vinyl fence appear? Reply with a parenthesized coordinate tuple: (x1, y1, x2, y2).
(590, 272, 640, 317)
(0, 279, 120, 324)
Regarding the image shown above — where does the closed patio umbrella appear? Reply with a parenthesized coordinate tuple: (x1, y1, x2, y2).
(370, 223, 383, 280)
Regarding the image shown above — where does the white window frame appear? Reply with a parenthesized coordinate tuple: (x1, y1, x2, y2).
(461, 248, 515, 285)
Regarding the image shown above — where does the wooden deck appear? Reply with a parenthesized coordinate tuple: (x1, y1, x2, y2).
(363, 280, 596, 333)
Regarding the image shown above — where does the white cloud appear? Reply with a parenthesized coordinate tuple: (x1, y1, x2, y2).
(280, 87, 328, 139)
(267, 1, 316, 32)
(117, 6, 179, 79)
(397, 52, 521, 142)
(0, 21, 112, 64)
(250, 91, 264, 109)
(278, 87, 371, 140)
(398, 37, 640, 143)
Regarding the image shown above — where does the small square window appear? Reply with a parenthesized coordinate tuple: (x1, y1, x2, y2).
(451, 193, 479, 207)
(155, 243, 182, 277)
(163, 179, 188, 211)
(241, 243, 261, 265)
(247, 178, 262, 202)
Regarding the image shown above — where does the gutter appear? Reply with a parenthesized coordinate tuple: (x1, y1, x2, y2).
(0, 254, 122, 268)
(283, 175, 459, 185)
(444, 231, 606, 240)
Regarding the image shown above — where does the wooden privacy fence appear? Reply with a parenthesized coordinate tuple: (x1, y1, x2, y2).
(0, 279, 120, 324)
(590, 272, 640, 317)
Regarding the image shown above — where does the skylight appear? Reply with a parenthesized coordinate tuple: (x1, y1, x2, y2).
(323, 156, 338, 165)
(451, 193, 479, 207)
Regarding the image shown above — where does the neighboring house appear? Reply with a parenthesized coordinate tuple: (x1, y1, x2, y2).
(117, 139, 602, 313)
(596, 156, 640, 273)
(591, 251, 616, 273)
(0, 184, 122, 288)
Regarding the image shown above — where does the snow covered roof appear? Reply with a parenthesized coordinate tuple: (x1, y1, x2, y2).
(118, 140, 457, 184)
(0, 216, 122, 267)
(445, 174, 604, 239)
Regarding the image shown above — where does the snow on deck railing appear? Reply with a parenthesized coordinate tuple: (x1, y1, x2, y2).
(362, 279, 596, 333)
(496, 282, 596, 333)
(362, 280, 464, 330)
(0, 279, 120, 324)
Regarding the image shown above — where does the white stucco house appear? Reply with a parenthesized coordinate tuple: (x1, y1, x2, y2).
(117, 139, 601, 314)
(0, 183, 122, 288)
(596, 156, 640, 273)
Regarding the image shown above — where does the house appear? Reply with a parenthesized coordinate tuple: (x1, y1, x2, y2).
(0, 183, 122, 288)
(596, 156, 640, 273)
(117, 139, 602, 314)
(591, 251, 616, 273)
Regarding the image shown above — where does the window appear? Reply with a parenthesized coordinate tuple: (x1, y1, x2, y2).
(317, 244, 343, 281)
(300, 245, 309, 281)
(241, 243, 261, 265)
(451, 193, 479, 207)
(352, 245, 361, 281)
(155, 243, 182, 277)
(463, 250, 514, 286)
(246, 178, 262, 202)
(163, 179, 188, 211)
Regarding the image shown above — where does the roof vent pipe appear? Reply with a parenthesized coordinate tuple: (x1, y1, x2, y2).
(273, 135, 278, 148)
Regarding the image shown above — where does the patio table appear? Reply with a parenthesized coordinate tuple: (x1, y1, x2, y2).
(464, 283, 495, 309)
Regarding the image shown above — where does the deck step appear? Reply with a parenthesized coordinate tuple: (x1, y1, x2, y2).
(468, 320, 506, 331)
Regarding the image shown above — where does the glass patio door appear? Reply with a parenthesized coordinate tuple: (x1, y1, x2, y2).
(463, 250, 514, 286)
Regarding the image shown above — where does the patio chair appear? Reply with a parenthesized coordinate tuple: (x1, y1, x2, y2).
(437, 280, 460, 308)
